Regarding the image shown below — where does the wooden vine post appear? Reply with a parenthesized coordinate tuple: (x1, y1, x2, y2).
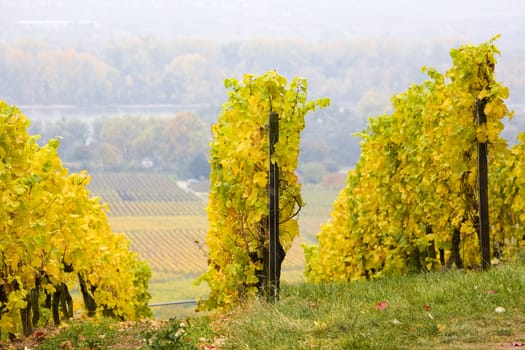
(476, 97, 491, 270)
(268, 111, 281, 302)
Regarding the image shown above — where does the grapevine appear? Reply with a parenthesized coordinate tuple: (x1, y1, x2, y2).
(0, 101, 152, 338)
(197, 71, 329, 309)
(305, 36, 521, 282)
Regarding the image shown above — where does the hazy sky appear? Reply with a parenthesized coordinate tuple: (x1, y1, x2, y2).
(2, 0, 524, 48)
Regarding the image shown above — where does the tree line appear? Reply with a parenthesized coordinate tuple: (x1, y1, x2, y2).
(4, 36, 524, 108)
(29, 112, 210, 178)
(28, 105, 373, 181)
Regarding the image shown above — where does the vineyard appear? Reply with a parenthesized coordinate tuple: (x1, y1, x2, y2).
(87, 173, 328, 284)
(125, 229, 207, 275)
(88, 173, 205, 216)
(88, 173, 207, 276)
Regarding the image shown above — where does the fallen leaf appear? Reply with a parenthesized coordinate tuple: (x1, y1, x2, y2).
(423, 304, 431, 312)
(376, 301, 389, 311)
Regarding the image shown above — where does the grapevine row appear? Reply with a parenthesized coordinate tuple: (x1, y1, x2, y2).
(0, 102, 152, 337)
(305, 37, 524, 282)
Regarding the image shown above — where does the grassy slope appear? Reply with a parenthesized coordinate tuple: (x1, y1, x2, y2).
(31, 258, 525, 349)
(214, 259, 525, 350)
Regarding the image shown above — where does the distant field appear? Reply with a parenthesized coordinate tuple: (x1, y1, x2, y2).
(89, 173, 205, 216)
(88, 172, 339, 317)
(299, 186, 340, 240)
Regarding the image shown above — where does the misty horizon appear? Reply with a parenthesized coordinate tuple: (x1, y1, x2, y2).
(2, 0, 524, 45)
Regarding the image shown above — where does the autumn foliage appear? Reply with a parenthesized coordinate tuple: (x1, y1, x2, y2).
(197, 71, 329, 309)
(0, 102, 151, 338)
(305, 36, 524, 282)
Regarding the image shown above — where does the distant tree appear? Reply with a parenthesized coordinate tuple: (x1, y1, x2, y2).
(97, 142, 124, 170)
(188, 152, 210, 179)
(300, 162, 327, 184)
(95, 116, 146, 162)
(159, 112, 209, 176)
(73, 144, 99, 170)
(127, 118, 165, 165)
(163, 54, 211, 103)
(322, 172, 347, 189)
(44, 118, 90, 162)
(300, 131, 331, 163)
(357, 89, 393, 118)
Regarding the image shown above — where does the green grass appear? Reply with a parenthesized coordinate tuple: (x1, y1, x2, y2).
(213, 260, 525, 349)
(36, 318, 123, 350)
(31, 259, 525, 349)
